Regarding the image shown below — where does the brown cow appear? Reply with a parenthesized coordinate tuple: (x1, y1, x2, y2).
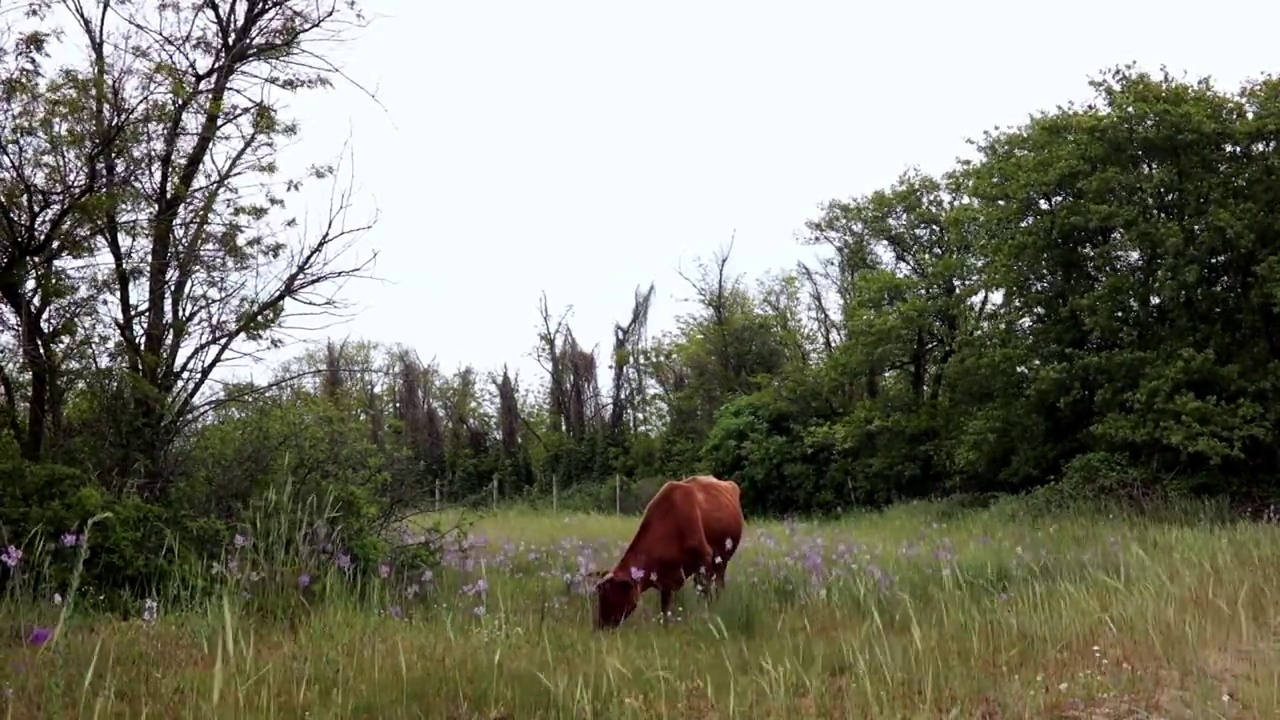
(593, 475, 744, 629)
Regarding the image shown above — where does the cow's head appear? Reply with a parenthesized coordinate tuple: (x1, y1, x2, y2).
(594, 572, 640, 629)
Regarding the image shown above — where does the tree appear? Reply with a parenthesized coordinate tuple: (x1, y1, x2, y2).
(3, 0, 381, 494)
(0, 6, 120, 461)
(962, 64, 1280, 497)
(607, 282, 656, 439)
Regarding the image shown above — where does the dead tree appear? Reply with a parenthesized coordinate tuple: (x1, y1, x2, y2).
(675, 236, 747, 393)
(562, 329, 602, 440)
(494, 364, 521, 460)
(536, 292, 569, 434)
(608, 282, 656, 437)
(321, 339, 347, 401)
(798, 262, 839, 357)
(393, 349, 446, 476)
(394, 349, 426, 454)
(423, 397, 446, 475)
(365, 374, 385, 450)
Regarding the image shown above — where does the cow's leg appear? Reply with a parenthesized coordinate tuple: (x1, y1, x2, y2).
(691, 544, 717, 604)
(659, 588, 675, 624)
(698, 567, 725, 604)
(712, 540, 740, 600)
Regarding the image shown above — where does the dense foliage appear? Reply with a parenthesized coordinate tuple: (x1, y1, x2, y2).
(2, 1, 1278, 603)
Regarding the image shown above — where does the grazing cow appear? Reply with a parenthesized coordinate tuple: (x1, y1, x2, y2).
(594, 475, 744, 629)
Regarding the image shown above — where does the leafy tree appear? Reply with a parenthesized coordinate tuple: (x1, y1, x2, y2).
(3, 0, 378, 494)
(963, 65, 1280, 499)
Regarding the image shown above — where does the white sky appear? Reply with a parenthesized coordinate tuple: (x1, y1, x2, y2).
(40, 0, 1280, 393)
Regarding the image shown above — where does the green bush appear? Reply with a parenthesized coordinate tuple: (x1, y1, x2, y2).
(0, 457, 198, 610)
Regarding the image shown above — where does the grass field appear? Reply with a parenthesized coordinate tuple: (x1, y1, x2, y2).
(1, 500, 1278, 718)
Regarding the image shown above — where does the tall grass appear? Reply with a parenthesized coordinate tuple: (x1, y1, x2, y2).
(1, 494, 1277, 718)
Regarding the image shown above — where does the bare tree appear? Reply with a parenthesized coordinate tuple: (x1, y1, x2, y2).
(562, 329, 601, 440)
(493, 364, 520, 461)
(675, 236, 751, 394)
(798, 262, 839, 356)
(321, 339, 348, 401)
(534, 292, 569, 435)
(531, 291, 607, 442)
(607, 282, 655, 437)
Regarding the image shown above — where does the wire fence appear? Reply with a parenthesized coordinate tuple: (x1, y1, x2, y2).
(408, 473, 671, 518)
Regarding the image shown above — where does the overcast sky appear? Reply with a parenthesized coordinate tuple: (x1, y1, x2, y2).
(248, 0, 1279, 389)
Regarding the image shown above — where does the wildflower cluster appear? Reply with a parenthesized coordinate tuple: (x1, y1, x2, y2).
(1, 514, 1122, 640)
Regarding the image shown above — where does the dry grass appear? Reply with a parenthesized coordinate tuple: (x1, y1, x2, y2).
(1, 501, 1277, 719)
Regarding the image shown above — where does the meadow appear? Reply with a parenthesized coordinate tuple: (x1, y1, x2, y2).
(1, 498, 1278, 719)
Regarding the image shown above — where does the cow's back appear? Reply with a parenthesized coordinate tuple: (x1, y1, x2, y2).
(682, 476, 743, 558)
(618, 481, 701, 572)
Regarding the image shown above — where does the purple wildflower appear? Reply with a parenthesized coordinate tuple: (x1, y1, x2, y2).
(61, 532, 79, 548)
(865, 563, 892, 591)
(462, 577, 489, 596)
(803, 549, 825, 578)
(25, 627, 51, 646)
(379, 563, 391, 579)
(629, 566, 645, 581)
(336, 553, 352, 572)
(1, 545, 21, 568)
(298, 573, 312, 589)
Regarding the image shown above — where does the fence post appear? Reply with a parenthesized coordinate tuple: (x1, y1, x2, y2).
(615, 474, 621, 514)
(434, 476, 440, 512)
(552, 474, 558, 513)
(492, 474, 498, 510)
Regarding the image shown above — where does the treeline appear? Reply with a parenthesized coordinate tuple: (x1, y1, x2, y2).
(3, 1, 1279, 600)
(384, 63, 1280, 516)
